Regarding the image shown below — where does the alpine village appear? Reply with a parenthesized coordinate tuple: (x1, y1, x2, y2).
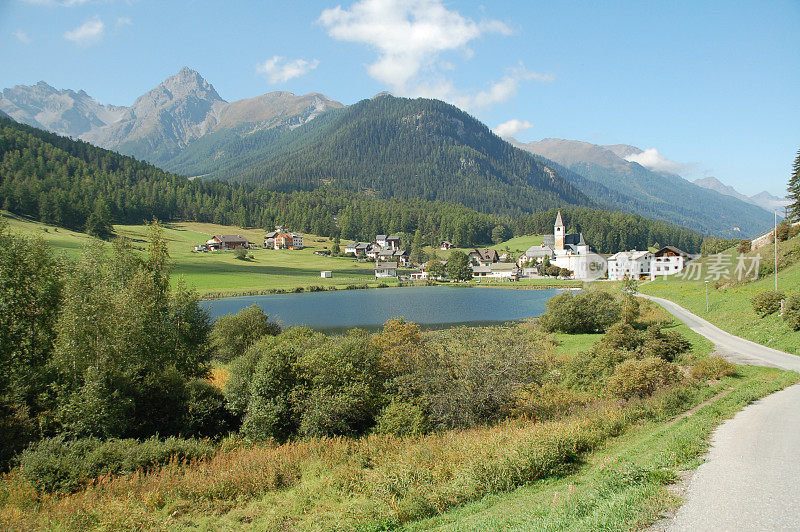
(1, 2, 799, 531)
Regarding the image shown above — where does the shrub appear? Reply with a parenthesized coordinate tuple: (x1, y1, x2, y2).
(184, 379, 238, 438)
(210, 304, 281, 362)
(640, 324, 692, 362)
(606, 357, 680, 399)
(513, 382, 590, 421)
(691, 356, 736, 380)
(539, 290, 621, 333)
(784, 294, 800, 331)
(751, 290, 785, 317)
(233, 247, 248, 260)
(374, 401, 429, 436)
(737, 239, 752, 254)
(20, 436, 214, 494)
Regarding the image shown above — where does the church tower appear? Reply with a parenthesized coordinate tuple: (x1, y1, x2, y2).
(554, 211, 565, 251)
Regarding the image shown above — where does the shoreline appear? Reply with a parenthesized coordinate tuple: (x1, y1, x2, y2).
(196, 279, 583, 301)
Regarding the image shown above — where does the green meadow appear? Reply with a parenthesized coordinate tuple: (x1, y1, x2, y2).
(2, 212, 575, 297)
(639, 236, 800, 355)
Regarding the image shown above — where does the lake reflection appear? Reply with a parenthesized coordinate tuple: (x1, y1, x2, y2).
(200, 286, 567, 331)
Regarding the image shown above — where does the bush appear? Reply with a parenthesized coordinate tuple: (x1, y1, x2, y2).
(20, 436, 214, 493)
(606, 357, 680, 399)
(539, 290, 621, 333)
(374, 401, 429, 436)
(210, 304, 282, 362)
(233, 247, 248, 260)
(784, 294, 800, 331)
(751, 290, 785, 317)
(737, 239, 752, 254)
(184, 379, 238, 438)
(691, 357, 736, 380)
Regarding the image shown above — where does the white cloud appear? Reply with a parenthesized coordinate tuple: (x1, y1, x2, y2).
(63, 16, 104, 45)
(256, 55, 320, 83)
(12, 29, 32, 43)
(115, 16, 132, 29)
(458, 64, 554, 109)
(493, 119, 533, 138)
(319, 0, 524, 103)
(625, 148, 685, 174)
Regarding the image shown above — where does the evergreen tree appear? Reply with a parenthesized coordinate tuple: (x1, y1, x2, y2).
(788, 148, 800, 222)
(410, 230, 426, 264)
(446, 250, 473, 281)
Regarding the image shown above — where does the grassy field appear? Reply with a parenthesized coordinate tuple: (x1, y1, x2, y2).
(2, 212, 576, 297)
(639, 236, 800, 355)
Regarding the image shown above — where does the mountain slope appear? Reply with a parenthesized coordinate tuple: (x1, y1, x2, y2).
(200, 95, 594, 216)
(0, 68, 344, 167)
(513, 138, 775, 237)
(694, 176, 790, 213)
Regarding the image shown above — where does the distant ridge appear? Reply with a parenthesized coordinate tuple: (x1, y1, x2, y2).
(512, 138, 775, 238)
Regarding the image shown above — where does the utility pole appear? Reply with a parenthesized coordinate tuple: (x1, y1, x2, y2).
(705, 280, 709, 313)
(774, 210, 778, 292)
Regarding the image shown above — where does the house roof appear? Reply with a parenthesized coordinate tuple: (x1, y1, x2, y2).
(490, 263, 518, 271)
(265, 231, 278, 238)
(609, 250, 651, 261)
(375, 261, 398, 269)
(214, 234, 249, 243)
(524, 245, 555, 258)
(655, 245, 689, 258)
(469, 248, 499, 262)
(542, 235, 555, 247)
(387, 235, 400, 240)
(376, 234, 387, 240)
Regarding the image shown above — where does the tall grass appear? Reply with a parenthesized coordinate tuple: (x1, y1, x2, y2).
(1, 382, 706, 530)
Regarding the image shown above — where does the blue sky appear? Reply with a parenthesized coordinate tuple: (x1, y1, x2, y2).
(1, 0, 798, 197)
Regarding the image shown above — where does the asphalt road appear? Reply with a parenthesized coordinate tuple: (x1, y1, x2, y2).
(638, 294, 800, 531)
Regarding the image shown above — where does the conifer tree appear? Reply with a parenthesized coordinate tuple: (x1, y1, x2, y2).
(788, 148, 800, 222)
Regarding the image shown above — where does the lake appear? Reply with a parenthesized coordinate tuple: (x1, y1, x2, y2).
(200, 286, 567, 331)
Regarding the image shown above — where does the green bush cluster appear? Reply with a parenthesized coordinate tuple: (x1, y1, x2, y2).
(20, 436, 213, 494)
(751, 290, 785, 317)
(539, 290, 621, 333)
(784, 294, 800, 331)
(691, 356, 737, 380)
(209, 304, 281, 363)
(606, 357, 680, 399)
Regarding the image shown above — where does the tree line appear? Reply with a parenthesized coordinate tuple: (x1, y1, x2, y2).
(0, 116, 703, 252)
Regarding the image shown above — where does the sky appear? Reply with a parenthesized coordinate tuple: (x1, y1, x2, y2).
(1, 0, 798, 197)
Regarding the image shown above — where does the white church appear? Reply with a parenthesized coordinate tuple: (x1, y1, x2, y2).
(519, 211, 603, 280)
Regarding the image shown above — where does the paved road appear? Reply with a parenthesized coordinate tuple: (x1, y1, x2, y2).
(638, 295, 800, 531)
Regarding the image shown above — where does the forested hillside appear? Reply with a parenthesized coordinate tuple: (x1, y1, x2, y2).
(0, 116, 703, 251)
(193, 95, 593, 216)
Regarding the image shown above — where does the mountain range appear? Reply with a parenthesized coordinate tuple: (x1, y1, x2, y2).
(0, 67, 343, 164)
(512, 138, 775, 237)
(692, 176, 789, 213)
(0, 67, 779, 238)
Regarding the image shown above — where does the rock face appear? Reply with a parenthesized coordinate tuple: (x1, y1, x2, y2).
(0, 81, 127, 138)
(0, 67, 344, 161)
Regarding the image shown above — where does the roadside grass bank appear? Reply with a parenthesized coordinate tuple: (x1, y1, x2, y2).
(406, 365, 799, 531)
(639, 257, 800, 356)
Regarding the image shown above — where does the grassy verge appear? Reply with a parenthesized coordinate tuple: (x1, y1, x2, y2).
(406, 365, 799, 531)
(639, 253, 800, 356)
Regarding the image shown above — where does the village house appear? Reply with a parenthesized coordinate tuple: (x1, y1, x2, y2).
(607, 250, 653, 280)
(206, 235, 250, 251)
(468, 248, 500, 267)
(472, 262, 519, 281)
(650, 246, 692, 279)
(273, 232, 304, 250)
(440, 240, 453, 250)
(374, 261, 398, 278)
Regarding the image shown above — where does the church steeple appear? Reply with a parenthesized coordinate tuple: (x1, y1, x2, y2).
(554, 211, 565, 251)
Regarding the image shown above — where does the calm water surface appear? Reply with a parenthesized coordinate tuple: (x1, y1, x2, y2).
(200, 286, 567, 331)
